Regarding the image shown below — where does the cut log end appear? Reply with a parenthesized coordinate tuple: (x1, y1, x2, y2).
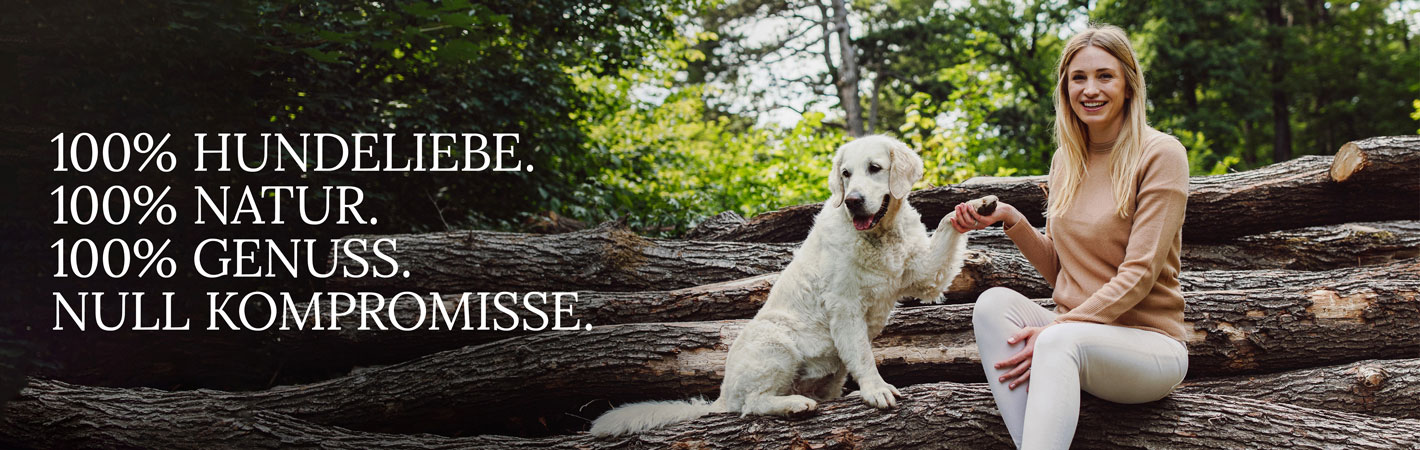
(1330, 141, 1367, 183)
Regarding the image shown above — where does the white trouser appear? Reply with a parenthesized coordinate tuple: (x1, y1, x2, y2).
(972, 287, 1188, 450)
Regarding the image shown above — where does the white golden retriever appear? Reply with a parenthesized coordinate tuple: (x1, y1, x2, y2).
(590, 135, 989, 436)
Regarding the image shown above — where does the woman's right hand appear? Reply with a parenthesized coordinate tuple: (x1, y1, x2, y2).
(949, 200, 1019, 233)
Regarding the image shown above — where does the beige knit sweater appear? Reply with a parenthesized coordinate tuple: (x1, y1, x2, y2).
(1004, 128, 1190, 343)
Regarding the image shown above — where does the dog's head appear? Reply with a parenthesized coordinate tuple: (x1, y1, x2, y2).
(828, 135, 924, 231)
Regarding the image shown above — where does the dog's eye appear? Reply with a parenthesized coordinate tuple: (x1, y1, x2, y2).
(841, 169, 851, 178)
(868, 163, 882, 174)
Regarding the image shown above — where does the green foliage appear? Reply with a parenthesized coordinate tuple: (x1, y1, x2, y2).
(898, 92, 1018, 185)
(253, 0, 684, 231)
(1412, 99, 1420, 134)
(573, 0, 1416, 235)
(1096, 0, 1420, 169)
(860, 0, 1087, 176)
(22, 0, 1416, 237)
(1179, 129, 1240, 175)
(574, 38, 848, 233)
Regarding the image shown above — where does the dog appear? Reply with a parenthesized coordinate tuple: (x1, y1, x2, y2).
(590, 135, 991, 436)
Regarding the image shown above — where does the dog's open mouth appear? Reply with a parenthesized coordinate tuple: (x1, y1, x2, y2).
(852, 195, 891, 231)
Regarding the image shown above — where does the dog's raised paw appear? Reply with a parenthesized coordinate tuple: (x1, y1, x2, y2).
(971, 195, 999, 215)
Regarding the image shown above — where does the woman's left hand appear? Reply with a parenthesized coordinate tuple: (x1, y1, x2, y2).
(996, 324, 1050, 390)
(948, 201, 1019, 233)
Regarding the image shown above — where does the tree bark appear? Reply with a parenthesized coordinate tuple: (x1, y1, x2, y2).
(1187, 155, 1418, 241)
(333, 219, 1420, 295)
(1266, 0, 1293, 162)
(329, 223, 1050, 298)
(1177, 358, 1420, 420)
(314, 256, 1415, 348)
(292, 255, 1420, 362)
(829, 0, 864, 137)
(966, 220, 1420, 271)
(47, 257, 1417, 390)
(686, 145, 1420, 243)
(36, 221, 1417, 390)
(1330, 135, 1420, 184)
(329, 221, 799, 293)
(682, 211, 746, 241)
(5, 379, 1419, 450)
(27, 261, 1414, 435)
(1178, 220, 1420, 270)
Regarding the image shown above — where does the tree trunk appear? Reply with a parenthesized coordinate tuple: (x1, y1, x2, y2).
(1266, 0, 1293, 162)
(36, 221, 1417, 390)
(329, 222, 1049, 297)
(26, 261, 1414, 436)
(45, 256, 1420, 389)
(1186, 154, 1417, 240)
(687, 140, 1420, 243)
(329, 221, 799, 293)
(333, 219, 1420, 295)
(1178, 220, 1420, 270)
(968, 220, 1420, 271)
(1177, 358, 1420, 420)
(1330, 135, 1420, 184)
(682, 211, 746, 241)
(830, 0, 864, 137)
(316, 255, 1417, 343)
(867, 70, 881, 134)
(5, 379, 1419, 450)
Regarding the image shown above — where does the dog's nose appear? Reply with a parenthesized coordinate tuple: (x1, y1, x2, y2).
(844, 192, 864, 210)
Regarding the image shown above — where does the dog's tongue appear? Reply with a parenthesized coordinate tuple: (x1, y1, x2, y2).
(853, 216, 873, 230)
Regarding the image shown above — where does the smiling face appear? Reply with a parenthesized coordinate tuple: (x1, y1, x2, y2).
(1066, 45, 1130, 143)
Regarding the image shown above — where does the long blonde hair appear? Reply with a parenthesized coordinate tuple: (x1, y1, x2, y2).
(1047, 24, 1150, 219)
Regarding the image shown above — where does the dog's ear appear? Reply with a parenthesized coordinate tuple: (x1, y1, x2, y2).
(829, 151, 846, 207)
(889, 140, 924, 199)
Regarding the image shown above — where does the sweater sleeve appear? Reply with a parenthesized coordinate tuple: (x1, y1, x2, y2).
(1053, 138, 1189, 325)
(1005, 153, 1061, 286)
(1005, 214, 1059, 288)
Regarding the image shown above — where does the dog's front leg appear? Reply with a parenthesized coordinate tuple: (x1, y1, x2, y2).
(902, 221, 969, 304)
(907, 197, 996, 303)
(828, 299, 900, 409)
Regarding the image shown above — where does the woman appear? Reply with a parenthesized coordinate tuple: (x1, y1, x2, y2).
(948, 24, 1190, 449)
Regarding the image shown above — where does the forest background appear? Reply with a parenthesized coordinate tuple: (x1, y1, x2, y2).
(3, 0, 1419, 419)
(11, 0, 1420, 238)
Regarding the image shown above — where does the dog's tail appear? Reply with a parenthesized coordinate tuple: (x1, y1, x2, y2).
(589, 397, 723, 437)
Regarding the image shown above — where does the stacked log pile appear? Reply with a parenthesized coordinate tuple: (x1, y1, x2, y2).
(3, 136, 1418, 448)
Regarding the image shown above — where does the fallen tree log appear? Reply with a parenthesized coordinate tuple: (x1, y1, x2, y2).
(285, 261, 1407, 368)
(26, 261, 1412, 436)
(683, 211, 749, 241)
(36, 244, 1420, 391)
(40, 258, 1420, 393)
(1330, 135, 1420, 185)
(1179, 220, 1420, 270)
(337, 218, 1420, 294)
(4, 379, 1418, 449)
(1176, 358, 1420, 420)
(330, 225, 1050, 297)
(330, 221, 798, 293)
(970, 220, 1420, 271)
(687, 137, 1420, 243)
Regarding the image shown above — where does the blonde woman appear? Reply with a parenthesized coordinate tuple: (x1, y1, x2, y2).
(948, 24, 1190, 449)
